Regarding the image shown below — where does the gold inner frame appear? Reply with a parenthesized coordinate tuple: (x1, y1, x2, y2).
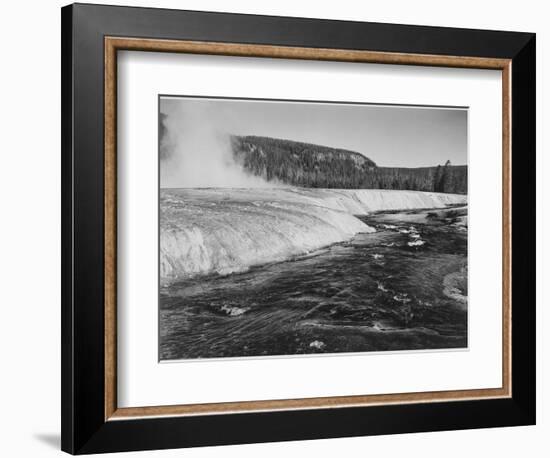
(104, 36, 512, 421)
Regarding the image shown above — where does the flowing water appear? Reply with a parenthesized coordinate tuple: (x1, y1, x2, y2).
(160, 204, 468, 360)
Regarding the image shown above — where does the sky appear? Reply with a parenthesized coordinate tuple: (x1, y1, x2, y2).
(159, 96, 467, 187)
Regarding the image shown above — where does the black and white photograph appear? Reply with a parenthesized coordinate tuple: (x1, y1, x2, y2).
(159, 96, 468, 361)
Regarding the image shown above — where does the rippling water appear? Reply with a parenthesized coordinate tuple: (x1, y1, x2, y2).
(160, 205, 467, 360)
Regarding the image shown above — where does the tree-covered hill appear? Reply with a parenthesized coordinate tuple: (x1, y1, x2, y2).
(232, 135, 467, 194)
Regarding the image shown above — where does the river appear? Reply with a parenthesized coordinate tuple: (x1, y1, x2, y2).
(160, 205, 468, 360)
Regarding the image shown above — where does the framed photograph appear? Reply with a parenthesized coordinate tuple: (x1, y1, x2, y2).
(61, 3, 536, 454)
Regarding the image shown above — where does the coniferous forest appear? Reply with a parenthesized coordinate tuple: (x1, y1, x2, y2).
(232, 135, 467, 194)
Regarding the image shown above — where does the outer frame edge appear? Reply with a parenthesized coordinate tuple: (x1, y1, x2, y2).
(509, 33, 536, 425)
(63, 3, 537, 454)
(61, 3, 75, 455)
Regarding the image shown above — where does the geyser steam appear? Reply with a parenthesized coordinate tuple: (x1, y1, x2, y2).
(160, 98, 271, 188)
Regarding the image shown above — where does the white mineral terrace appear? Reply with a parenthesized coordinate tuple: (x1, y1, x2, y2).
(160, 188, 467, 283)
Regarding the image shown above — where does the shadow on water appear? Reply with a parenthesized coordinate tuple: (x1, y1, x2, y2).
(160, 206, 468, 360)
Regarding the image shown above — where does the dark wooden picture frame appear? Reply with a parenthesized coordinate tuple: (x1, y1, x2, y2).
(61, 3, 536, 454)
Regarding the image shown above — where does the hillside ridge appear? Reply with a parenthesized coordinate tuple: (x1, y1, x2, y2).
(231, 135, 467, 194)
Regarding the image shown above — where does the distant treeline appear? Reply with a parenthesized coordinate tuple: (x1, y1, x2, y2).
(232, 135, 467, 194)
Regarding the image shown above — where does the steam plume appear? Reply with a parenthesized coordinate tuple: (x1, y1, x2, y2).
(160, 98, 271, 188)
